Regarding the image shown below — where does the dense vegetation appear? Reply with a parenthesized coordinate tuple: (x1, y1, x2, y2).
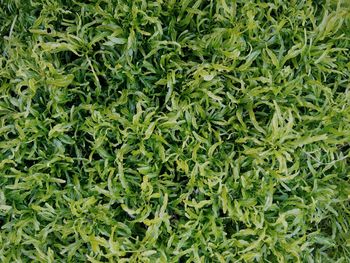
(0, 0, 350, 262)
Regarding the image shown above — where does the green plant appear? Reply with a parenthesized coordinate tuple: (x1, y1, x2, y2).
(0, 0, 350, 262)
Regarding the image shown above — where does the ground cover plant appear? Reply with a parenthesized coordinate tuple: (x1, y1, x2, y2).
(0, 0, 350, 262)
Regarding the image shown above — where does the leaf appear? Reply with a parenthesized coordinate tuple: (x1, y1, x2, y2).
(46, 74, 74, 87)
(265, 48, 279, 68)
(144, 121, 156, 140)
(40, 42, 80, 55)
(103, 36, 127, 46)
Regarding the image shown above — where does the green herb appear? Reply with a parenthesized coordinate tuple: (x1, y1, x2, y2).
(0, 0, 350, 262)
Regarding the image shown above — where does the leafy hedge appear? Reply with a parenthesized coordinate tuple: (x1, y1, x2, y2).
(0, 0, 350, 262)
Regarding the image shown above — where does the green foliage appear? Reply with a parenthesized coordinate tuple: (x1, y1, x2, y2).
(0, 0, 350, 262)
